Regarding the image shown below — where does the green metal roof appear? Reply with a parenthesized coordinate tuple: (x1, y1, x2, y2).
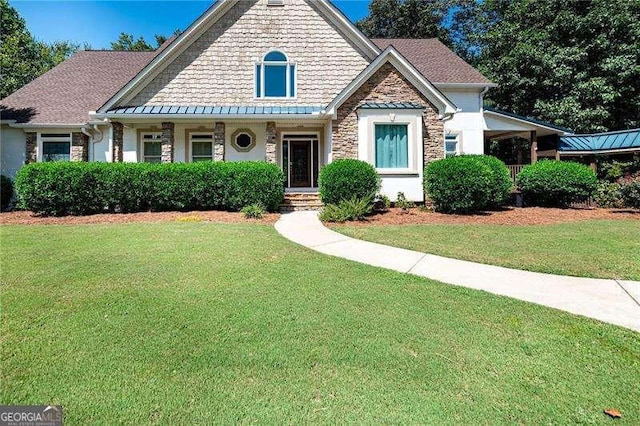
(559, 128, 640, 152)
(358, 102, 424, 109)
(107, 105, 324, 115)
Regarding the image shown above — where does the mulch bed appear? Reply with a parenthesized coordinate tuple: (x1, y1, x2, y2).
(330, 207, 640, 226)
(0, 210, 280, 225)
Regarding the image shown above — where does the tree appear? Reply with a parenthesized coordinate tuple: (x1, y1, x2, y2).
(455, 0, 640, 132)
(356, 0, 453, 44)
(38, 40, 80, 74)
(111, 29, 181, 51)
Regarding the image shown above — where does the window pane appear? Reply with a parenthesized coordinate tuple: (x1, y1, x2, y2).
(192, 141, 212, 157)
(145, 141, 162, 156)
(265, 65, 286, 97)
(289, 64, 295, 97)
(144, 157, 162, 163)
(264, 51, 287, 61)
(445, 141, 458, 152)
(375, 124, 408, 168)
(192, 157, 212, 162)
(256, 64, 261, 97)
(43, 142, 70, 162)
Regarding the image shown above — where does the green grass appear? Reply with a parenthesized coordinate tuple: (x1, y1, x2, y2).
(337, 219, 640, 280)
(1, 223, 639, 424)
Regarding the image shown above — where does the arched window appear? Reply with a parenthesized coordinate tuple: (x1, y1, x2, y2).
(255, 50, 296, 98)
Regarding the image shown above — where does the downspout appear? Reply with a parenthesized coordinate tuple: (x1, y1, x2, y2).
(81, 123, 105, 162)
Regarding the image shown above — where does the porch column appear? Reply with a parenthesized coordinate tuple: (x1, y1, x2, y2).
(25, 132, 37, 164)
(214, 122, 225, 161)
(71, 132, 89, 162)
(161, 122, 174, 163)
(112, 122, 124, 162)
(266, 121, 277, 163)
(530, 130, 538, 164)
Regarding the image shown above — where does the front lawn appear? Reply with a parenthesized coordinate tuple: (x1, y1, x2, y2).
(2, 222, 639, 423)
(337, 219, 640, 280)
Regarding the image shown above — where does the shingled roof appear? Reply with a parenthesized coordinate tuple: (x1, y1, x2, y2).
(0, 50, 157, 124)
(372, 38, 493, 85)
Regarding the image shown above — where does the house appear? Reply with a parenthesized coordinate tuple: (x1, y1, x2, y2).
(1, 0, 575, 202)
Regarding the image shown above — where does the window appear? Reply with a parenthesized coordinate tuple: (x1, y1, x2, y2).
(375, 124, 408, 169)
(231, 129, 256, 152)
(445, 133, 459, 157)
(190, 133, 214, 162)
(141, 133, 162, 163)
(255, 51, 295, 98)
(41, 133, 71, 162)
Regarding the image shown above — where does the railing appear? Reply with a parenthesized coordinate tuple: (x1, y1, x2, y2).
(507, 164, 526, 183)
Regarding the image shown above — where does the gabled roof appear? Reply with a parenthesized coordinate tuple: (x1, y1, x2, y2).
(372, 38, 494, 86)
(98, 0, 381, 113)
(484, 106, 572, 133)
(1, 51, 156, 125)
(326, 46, 457, 117)
(559, 129, 640, 153)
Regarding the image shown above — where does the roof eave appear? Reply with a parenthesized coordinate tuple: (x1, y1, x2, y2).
(483, 109, 570, 135)
(95, 113, 329, 121)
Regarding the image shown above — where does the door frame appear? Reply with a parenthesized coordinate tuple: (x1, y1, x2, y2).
(279, 129, 323, 189)
(288, 140, 312, 187)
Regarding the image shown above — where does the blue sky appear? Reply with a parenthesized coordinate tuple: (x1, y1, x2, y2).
(10, 0, 373, 50)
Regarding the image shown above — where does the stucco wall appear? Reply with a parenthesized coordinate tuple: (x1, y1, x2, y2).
(441, 88, 485, 155)
(127, 0, 370, 107)
(0, 126, 26, 178)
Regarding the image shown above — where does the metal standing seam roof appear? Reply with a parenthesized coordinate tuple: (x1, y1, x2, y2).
(106, 105, 325, 115)
(558, 128, 640, 152)
(358, 102, 425, 109)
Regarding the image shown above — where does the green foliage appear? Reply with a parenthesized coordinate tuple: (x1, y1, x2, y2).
(241, 203, 266, 219)
(424, 155, 511, 213)
(319, 196, 373, 223)
(110, 30, 180, 51)
(597, 158, 640, 182)
(516, 160, 597, 207)
(620, 176, 640, 209)
(395, 192, 415, 212)
(593, 181, 624, 209)
(318, 159, 380, 205)
(374, 193, 391, 212)
(1, 174, 14, 210)
(356, 0, 453, 44)
(15, 161, 284, 216)
(457, 0, 640, 132)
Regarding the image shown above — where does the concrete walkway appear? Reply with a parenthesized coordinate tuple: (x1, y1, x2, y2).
(275, 211, 640, 332)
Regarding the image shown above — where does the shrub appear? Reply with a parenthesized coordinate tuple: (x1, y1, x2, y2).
(1, 175, 14, 210)
(516, 160, 597, 207)
(319, 196, 373, 222)
(395, 192, 415, 212)
(620, 175, 640, 209)
(318, 159, 380, 205)
(373, 193, 391, 212)
(470, 155, 513, 208)
(424, 156, 501, 213)
(15, 161, 285, 216)
(241, 203, 265, 219)
(593, 181, 624, 208)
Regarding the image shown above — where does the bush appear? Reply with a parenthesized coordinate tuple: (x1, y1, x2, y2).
(319, 196, 373, 222)
(373, 193, 391, 212)
(318, 159, 380, 205)
(593, 181, 624, 208)
(1, 175, 14, 210)
(516, 160, 597, 207)
(620, 175, 640, 208)
(395, 192, 415, 212)
(241, 203, 265, 219)
(424, 155, 509, 213)
(15, 161, 285, 216)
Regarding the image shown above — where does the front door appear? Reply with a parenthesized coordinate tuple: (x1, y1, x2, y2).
(290, 141, 311, 187)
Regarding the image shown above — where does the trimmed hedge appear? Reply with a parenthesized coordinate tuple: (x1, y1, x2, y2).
(15, 161, 285, 216)
(516, 160, 597, 207)
(423, 155, 512, 213)
(620, 176, 640, 208)
(318, 159, 380, 205)
(1, 175, 13, 210)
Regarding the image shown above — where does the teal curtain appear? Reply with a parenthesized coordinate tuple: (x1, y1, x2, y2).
(375, 124, 408, 168)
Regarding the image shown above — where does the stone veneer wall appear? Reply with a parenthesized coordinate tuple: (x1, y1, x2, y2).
(127, 0, 370, 106)
(25, 132, 37, 164)
(161, 122, 175, 163)
(71, 132, 89, 162)
(332, 62, 444, 163)
(214, 122, 225, 161)
(112, 122, 124, 162)
(265, 122, 276, 163)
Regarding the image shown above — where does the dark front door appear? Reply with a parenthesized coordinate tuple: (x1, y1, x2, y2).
(290, 141, 311, 187)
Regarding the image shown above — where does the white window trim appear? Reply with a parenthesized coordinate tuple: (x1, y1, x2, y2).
(189, 131, 215, 162)
(357, 109, 423, 175)
(445, 132, 462, 157)
(255, 50, 297, 99)
(38, 132, 72, 162)
(140, 131, 162, 163)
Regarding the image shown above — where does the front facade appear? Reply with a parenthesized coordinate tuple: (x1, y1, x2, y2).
(1, 0, 505, 201)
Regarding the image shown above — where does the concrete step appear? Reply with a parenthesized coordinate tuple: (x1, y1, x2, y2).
(280, 192, 322, 212)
